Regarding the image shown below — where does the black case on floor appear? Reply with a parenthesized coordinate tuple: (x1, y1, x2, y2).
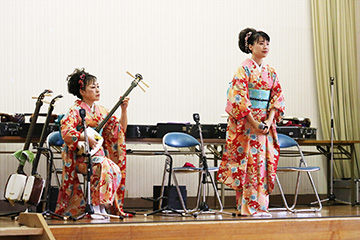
(153, 185, 187, 210)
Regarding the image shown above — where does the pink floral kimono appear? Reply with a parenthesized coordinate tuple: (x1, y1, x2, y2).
(217, 58, 285, 215)
(55, 100, 127, 217)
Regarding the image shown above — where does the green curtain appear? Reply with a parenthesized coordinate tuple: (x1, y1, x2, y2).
(311, 0, 360, 179)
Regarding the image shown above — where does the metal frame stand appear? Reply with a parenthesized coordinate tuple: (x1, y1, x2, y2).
(313, 77, 351, 206)
(191, 113, 234, 218)
(74, 109, 123, 221)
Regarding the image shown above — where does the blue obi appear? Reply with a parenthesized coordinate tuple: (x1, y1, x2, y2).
(249, 89, 270, 109)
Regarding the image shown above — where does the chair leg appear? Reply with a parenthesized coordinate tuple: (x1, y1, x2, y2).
(158, 156, 170, 209)
(193, 172, 203, 211)
(289, 172, 302, 210)
(171, 171, 189, 213)
(273, 172, 322, 213)
(271, 174, 294, 212)
(305, 171, 322, 212)
(207, 173, 224, 211)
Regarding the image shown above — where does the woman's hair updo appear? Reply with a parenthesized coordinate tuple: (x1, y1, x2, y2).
(238, 28, 270, 54)
(67, 68, 97, 99)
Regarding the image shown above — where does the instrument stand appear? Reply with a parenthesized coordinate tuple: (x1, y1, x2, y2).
(144, 153, 186, 217)
(74, 109, 123, 221)
(191, 113, 234, 218)
(312, 77, 351, 206)
(36, 146, 67, 220)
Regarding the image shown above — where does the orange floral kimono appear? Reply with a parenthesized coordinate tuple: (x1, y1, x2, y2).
(55, 100, 127, 217)
(217, 58, 285, 215)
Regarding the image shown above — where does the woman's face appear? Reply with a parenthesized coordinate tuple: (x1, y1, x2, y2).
(249, 37, 270, 60)
(80, 80, 100, 104)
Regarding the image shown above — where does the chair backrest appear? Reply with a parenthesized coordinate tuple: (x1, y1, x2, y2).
(46, 131, 64, 147)
(278, 133, 298, 148)
(163, 132, 199, 148)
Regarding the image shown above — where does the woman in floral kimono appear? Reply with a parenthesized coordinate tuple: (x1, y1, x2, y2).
(55, 68, 131, 219)
(217, 28, 285, 217)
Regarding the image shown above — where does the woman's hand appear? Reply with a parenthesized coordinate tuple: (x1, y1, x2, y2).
(87, 135, 99, 150)
(252, 121, 269, 135)
(79, 133, 99, 150)
(120, 97, 130, 111)
(261, 120, 272, 134)
(246, 113, 269, 135)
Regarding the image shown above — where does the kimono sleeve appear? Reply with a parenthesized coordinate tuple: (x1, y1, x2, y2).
(268, 70, 285, 122)
(102, 115, 125, 142)
(225, 66, 252, 121)
(60, 108, 82, 151)
(102, 115, 126, 165)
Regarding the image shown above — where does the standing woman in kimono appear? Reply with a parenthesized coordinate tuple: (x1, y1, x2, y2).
(55, 68, 131, 219)
(217, 28, 285, 216)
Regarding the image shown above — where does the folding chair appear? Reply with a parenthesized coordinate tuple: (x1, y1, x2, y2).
(150, 132, 222, 216)
(273, 133, 322, 213)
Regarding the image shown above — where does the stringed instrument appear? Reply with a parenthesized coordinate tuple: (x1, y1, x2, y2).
(77, 72, 148, 156)
(5, 89, 52, 205)
(22, 94, 63, 205)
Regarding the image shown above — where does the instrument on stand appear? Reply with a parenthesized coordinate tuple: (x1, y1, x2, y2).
(77, 72, 148, 156)
(4, 89, 52, 205)
(22, 94, 63, 206)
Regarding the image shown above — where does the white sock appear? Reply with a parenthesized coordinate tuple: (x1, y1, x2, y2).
(91, 205, 105, 220)
(100, 205, 108, 214)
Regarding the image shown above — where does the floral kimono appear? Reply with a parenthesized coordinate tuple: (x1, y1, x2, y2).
(217, 58, 285, 215)
(55, 100, 127, 217)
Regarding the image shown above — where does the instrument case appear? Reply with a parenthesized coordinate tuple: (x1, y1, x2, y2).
(276, 126, 317, 139)
(0, 122, 21, 136)
(19, 123, 59, 138)
(156, 123, 190, 138)
(187, 124, 218, 139)
(126, 125, 157, 138)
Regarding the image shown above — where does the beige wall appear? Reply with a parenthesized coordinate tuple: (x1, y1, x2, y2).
(0, 0, 326, 199)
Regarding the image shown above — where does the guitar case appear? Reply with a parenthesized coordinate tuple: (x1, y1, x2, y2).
(4, 89, 51, 206)
(22, 94, 62, 206)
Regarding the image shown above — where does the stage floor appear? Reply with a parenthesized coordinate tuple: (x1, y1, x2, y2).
(43, 205, 360, 225)
(2, 205, 360, 239)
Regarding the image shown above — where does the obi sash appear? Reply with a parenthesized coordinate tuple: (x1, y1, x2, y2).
(249, 89, 270, 109)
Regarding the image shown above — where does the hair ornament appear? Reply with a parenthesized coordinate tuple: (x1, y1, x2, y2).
(80, 73, 86, 80)
(79, 73, 86, 89)
(245, 31, 252, 50)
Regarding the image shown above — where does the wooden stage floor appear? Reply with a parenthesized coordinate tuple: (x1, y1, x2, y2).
(2, 205, 360, 239)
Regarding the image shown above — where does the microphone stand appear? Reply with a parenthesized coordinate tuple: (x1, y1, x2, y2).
(74, 109, 123, 220)
(192, 113, 234, 217)
(313, 77, 351, 205)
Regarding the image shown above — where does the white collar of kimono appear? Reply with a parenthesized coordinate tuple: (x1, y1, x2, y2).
(250, 58, 263, 72)
(84, 102, 96, 112)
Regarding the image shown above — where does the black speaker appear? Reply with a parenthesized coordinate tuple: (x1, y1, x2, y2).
(48, 186, 59, 212)
(153, 185, 187, 211)
(36, 186, 59, 213)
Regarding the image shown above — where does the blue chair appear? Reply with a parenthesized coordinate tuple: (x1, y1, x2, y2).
(274, 134, 322, 212)
(157, 132, 223, 214)
(47, 131, 64, 147)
